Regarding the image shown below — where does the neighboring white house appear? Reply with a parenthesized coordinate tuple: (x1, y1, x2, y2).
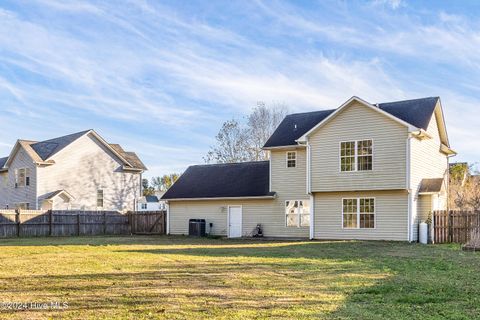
(0, 130, 147, 212)
(136, 191, 168, 211)
(163, 96, 456, 241)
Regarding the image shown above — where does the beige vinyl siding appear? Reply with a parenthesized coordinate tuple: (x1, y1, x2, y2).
(268, 148, 309, 237)
(168, 158, 311, 239)
(314, 190, 408, 241)
(36, 133, 141, 212)
(309, 102, 408, 192)
(410, 107, 448, 240)
(169, 197, 310, 238)
(0, 147, 37, 209)
(418, 195, 432, 224)
(169, 199, 277, 237)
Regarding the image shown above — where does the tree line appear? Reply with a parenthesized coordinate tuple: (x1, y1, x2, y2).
(142, 173, 180, 196)
(449, 163, 480, 210)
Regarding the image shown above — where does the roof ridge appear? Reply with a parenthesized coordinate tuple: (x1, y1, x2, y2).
(287, 109, 336, 117)
(377, 96, 439, 105)
(31, 129, 91, 145)
(190, 160, 269, 168)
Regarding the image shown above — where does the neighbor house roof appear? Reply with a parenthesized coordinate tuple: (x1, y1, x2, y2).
(138, 195, 159, 203)
(419, 178, 444, 194)
(264, 97, 439, 148)
(0, 130, 146, 171)
(109, 144, 147, 170)
(31, 130, 91, 160)
(42, 189, 75, 200)
(162, 161, 275, 200)
(0, 157, 7, 169)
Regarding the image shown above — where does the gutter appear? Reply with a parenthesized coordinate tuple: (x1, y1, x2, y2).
(163, 195, 277, 201)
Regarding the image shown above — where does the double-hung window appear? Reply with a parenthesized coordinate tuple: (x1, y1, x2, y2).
(340, 140, 372, 172)
(285, 200, 310, 227)
(286, 151, 296, 168)
(97, 190, 104, 208)
(342, 198, 375, 229)
(14, 168, 30, 188)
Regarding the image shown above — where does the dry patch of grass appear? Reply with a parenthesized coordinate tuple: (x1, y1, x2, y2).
(0, 236, 478, 319)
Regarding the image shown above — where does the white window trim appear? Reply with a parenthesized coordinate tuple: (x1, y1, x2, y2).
(285, 200, 310, 228)
(341, 197, 376, 230)
(339, 139, 374, 173)
(286, 151, 297, 168)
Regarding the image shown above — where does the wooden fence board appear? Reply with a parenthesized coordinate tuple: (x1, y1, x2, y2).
(433, 210, 480, 244)
(0, 210, 165, 238)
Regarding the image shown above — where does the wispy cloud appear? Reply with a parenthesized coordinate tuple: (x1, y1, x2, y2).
(0, 0, 479, 177)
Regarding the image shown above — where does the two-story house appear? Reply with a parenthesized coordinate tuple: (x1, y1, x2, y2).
(0, 130, 146, 212)
(162, 97, 456, 241)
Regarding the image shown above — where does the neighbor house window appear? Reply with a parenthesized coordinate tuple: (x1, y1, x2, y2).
(340, 140, 372, 171)
(285, 200, 310, 227)
(286, 151, 296, 168)
(14, 168, 30, 187)
(342, 198, 375, 229)
(97, 190, 104, 208)
(141, 203, 147, 209)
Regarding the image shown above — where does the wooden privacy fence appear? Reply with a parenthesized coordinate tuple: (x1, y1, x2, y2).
(129, 211, 166, 234)
(433, 210, 480, 244)
(0, 209, 166, 238)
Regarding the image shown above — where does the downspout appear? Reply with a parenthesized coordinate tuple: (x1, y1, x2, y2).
(166, 201, 170, 235)
(307, 139, 314, 240)
(406, 134, 412, 242)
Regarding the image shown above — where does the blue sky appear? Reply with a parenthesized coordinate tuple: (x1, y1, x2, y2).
(0, 0, 479, 178)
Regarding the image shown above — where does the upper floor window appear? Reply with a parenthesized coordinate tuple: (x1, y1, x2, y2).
(342, 198, 375, 229)
(286, 151, 296, 168)
(340, 140, 372, 172)
(97, 190, 104, 208)
(14, 168, 30, 188)
(285, 200, 310, 227)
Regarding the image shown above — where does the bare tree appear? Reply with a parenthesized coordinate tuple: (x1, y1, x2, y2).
(246, 102, 289, 161)
(205, 102, 289, 163)
(204, 119, 252, 163)
(449, 163, 480, 211)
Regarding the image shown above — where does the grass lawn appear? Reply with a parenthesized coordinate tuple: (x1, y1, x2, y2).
(0, 236, 479, 319)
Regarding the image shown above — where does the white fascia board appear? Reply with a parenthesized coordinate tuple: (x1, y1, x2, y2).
(297, 96, 419, 142)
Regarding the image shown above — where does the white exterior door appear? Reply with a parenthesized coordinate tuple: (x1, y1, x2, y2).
(228, 206, 242, 238)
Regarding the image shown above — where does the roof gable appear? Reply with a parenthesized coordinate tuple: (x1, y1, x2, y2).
(1, 130, 147, 172)
(162, 161, 274, 200)
(30, 130, 90, 160)
(264, 96, 445, 148)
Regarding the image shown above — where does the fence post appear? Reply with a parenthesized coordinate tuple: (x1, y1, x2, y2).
(15, 209, 20, 237)
(77, 213, 81, 236)
(103, 211, 107, 235)
(49, 210, 53, 236)
(448, 210, 453, 243)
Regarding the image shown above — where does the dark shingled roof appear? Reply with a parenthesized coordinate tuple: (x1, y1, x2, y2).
(264, 110, 335, 148)
(0, 157, 7, 168)
(30, 130, 90, 160)
(419, 178, 444, 193)
(264, 97, 439, 148)
(162, 161, 274, 200)
(377, 97, 439, 130)
(145, 195, 159, 202)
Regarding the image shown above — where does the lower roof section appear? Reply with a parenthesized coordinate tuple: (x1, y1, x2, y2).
(162, 161, 273, 200)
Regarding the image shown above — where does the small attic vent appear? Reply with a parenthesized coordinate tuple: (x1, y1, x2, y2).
(293, 124, 297, 131)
